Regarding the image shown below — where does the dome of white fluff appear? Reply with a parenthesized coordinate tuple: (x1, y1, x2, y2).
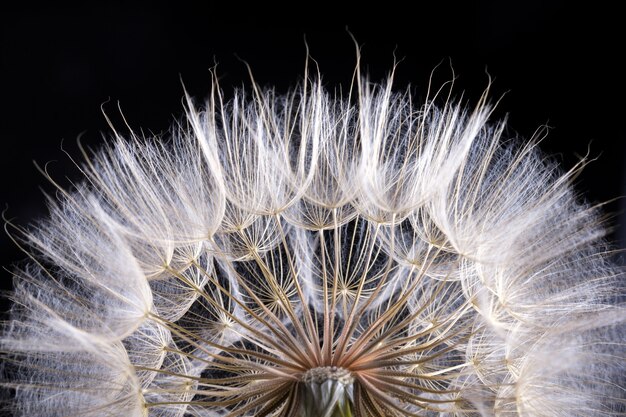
(1, 63, 624, 417)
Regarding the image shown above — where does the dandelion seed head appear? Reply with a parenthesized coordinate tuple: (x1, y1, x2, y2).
(1, 55, 624, 417)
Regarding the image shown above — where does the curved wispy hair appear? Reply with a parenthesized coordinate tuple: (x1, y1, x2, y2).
(1, 56, 624, 417)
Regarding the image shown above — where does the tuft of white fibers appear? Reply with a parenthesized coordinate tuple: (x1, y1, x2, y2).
(1, 59, 625, 417)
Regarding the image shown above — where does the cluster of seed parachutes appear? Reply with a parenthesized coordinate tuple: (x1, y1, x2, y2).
(1, 71, 624, 417)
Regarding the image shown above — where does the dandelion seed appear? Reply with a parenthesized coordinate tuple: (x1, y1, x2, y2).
(1, 54, 624, 417)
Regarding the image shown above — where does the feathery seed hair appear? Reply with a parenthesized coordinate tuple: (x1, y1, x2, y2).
(1, 55, 625, 417)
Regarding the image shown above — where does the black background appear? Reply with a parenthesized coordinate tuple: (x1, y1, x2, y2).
(1, 2, 624, 308)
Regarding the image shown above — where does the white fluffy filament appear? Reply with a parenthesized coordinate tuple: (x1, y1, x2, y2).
(1, 62, 624, 417)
